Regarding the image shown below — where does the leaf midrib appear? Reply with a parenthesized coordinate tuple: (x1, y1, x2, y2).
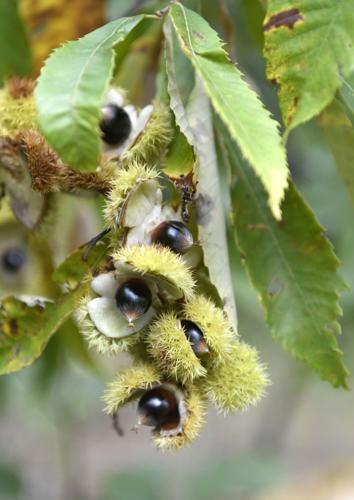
(163, 19, 196, 146)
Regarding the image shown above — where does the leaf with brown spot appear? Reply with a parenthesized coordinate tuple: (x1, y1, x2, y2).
(264, 0, 354, 134)
(263, 8, 303, 32)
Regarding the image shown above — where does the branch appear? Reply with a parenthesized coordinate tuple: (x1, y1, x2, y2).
(0, 130, 112, 195)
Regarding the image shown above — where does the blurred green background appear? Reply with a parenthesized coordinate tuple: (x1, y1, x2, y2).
(0, 1, 353, 499)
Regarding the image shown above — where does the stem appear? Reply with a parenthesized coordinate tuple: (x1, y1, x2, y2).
(112, 412, 124, 436)
(0, 132, 112, 195)
(82, 228, 111, 262)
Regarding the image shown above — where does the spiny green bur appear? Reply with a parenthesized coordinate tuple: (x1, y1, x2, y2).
(206, 342, 269, 413)
(103, 162, 160, 229)
(122, 102, 172, 166)
(147, 312, 207, 384)
(0, 87, 36, 135)
(153, 386, 207, 451)
(103, 363, 161, 415)
(183, 295, 235, 363)
(113, 244, 196, 301)
(77, 291, 142, 355)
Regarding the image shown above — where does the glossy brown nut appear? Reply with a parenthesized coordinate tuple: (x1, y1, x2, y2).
(151, 220, 193, 254)
(181, 319, 209, 357)
(115, 278, 152, 324)
(137, 386, 180, 429)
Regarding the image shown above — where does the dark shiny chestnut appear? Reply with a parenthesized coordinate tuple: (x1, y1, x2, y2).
(137, 386, 180, 429)
(181, 319, 209, 357)
(100, 104, 132, 146)
(1, 247, 26, 273)
(115, 278, 152, 324)
(151, 220, 193, 254)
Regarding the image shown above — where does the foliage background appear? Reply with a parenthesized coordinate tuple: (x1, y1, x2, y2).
(0, 0, 354, 499)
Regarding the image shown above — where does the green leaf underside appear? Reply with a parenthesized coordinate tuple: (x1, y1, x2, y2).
(168, 2, 288, 219)
(0, 0, 32, 82)
(217, 121, 348, 388)
(0, 285, 86, 375)
(164, 19, 237, 328)
(319, 99, 354, 209)
(263, 0, 354, 134)
(52, 236, 110, 288)
(161, 25, 196, 178)
(35, 15, 144, 171)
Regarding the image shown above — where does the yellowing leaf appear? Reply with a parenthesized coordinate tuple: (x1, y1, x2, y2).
(264, 0, 354, 134)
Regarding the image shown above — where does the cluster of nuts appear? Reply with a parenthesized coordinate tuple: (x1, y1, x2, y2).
(77, 88, 269, 450)
(0, 80, 268, 450)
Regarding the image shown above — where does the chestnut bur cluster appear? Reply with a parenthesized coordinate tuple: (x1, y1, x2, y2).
(89, 87, 268, 450)
(0, 80, 269, 451)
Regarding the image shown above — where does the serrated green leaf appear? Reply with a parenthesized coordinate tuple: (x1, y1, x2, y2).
(164, 21, 237, 328)
(53, 235, 110, 289)
(0, 0, 32, 82)
(35, 15, 145, 171)
(319, 99, 354, 209)
(217, 120, 348, 388)
(168, 2, 288, 219)
(0, 285, 86, 375)
(263, 0, 354, 134)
